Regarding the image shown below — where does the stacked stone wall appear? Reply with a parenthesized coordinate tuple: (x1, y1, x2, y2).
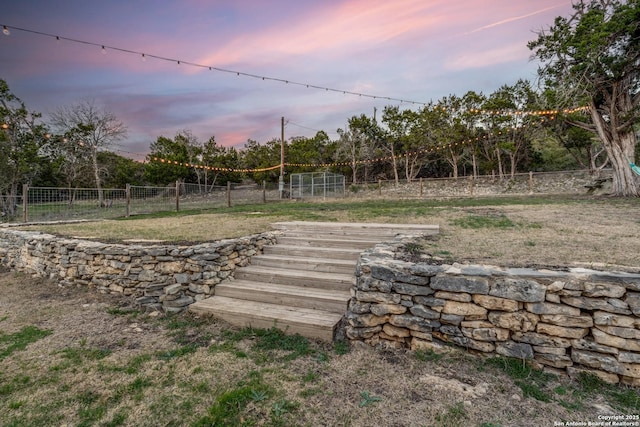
(348, 241, 640, 385)
(0, 229, 277, 312)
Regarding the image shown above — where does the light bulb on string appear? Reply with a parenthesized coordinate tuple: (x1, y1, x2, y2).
(141, 53, 146, 62)
(2, 26, 10, 36)
(101, 46, 106, 55)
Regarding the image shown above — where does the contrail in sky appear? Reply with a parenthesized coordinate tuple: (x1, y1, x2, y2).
(463, 4, 564, 35)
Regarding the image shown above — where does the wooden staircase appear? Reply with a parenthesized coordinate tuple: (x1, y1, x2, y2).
(189, 221, 439, 341)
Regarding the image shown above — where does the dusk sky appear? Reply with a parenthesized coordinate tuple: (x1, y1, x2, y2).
(1, 0, 575, 161)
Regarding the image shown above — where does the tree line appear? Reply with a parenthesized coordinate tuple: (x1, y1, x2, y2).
(1, 0, 638, 216)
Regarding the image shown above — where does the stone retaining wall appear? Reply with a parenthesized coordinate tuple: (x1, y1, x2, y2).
(348, 241, 640, 385)
(0, 229, 277, 312)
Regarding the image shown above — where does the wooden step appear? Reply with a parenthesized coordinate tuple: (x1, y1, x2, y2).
(276, 236, 380, 250)
(272, 221, 439, 238)
(234, 265, 354, 291)
(189, 296, 342, 341)
(263, 244, 363, 261)
(216, 280, 350, 313)
(250, 254, 356, 275)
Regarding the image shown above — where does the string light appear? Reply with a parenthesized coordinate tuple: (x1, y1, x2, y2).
(0, 24, 589, 116)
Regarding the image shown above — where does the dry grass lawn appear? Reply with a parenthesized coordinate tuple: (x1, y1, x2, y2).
(2, 194, 640, 426)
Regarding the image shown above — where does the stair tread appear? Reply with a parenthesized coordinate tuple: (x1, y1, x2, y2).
(268, 245, 363, 254)
(190, 296, 343, 327)
(272, 221, 439, 232)
(218, 280, 351, 300)
(237, 265, 353, 280)
(254, 254, 357, 266)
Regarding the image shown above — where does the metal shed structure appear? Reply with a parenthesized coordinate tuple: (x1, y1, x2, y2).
(289, 172, 345, 199)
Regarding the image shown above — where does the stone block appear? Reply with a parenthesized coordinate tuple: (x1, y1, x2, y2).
(392, 282, 434, 296)
(593, 311, 637, 328)
(535, 353, 573, 369)
(618, 352, 640, 364)
(462, 327, 510, 342)
(411, 338, 451, 352)
(595, 325, 640, 340)
(488, 311, 538, 332)
(188, 283, 210, 294)
(582, 282, 626, 298)
(383, 324, 411, 338)
(357, 277, 392, 292)
(371, 264, 429, 285)
(525, 302, 580, 316)
(545, 293, 561, 303)
(571, 350, 633, 376)
(348, 300, 371, 314)
(440, 313, 464, 325)
(165, 284, 183, 295)
(355, 290, 401, 304)
(434, 291, 471, 302)
(442, 301, 487, 320)
(346, 325, 382, 340)
(389, 314, 441, 332)
(496, 341, 534, 359)
(410, 330, 433, 340)
(566, 366, 619, 384)
(163, 295, 194, 308)
(571, 339, 618, 355)
(370, 303, 407, 316)
(511, 332, 572, 348)
(592, 329, 640, 352)
(489, 278, 546, 303)
(539, 314, 593, 328)
(625, 292, 640, 316)
(472, 295, 519, 312)
(448, 335, 495, 353)
(414, 296, 446, 307)
(532, 346, 566, 356)
(536, 323, 588, 339)
(560, 296, 631, 315)
(347, 313, 389, 328)
(431, 276, 489, 294)
(438, 325, 461, 336)
(409, 304, 440, 319)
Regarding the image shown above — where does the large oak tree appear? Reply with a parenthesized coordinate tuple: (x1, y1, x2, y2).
(529, 0, 640, 196)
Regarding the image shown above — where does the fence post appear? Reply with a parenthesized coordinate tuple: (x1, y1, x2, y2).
(378, 179, 382, 196)
(529, 171, 534, 194)
(126, 184, 131, 217)
(227, 181, 231, 207)
(175, 180, 180, 212)
(469, 175, 475, 196)
(22, 184, 28, 223)
(420, 178, 423, 197)
(262, 180, 266, 203)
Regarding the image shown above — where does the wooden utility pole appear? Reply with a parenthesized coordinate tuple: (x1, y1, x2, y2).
(280, 116, 285, 199)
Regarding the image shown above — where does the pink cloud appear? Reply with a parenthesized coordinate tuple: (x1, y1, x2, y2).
(196, 0, 444, 68)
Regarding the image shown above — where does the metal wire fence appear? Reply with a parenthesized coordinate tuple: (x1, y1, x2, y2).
(0, 170, 601, 224)
(2, 181, 283, 223)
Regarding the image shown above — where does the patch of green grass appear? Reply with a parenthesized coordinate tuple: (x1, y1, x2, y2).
(415, 349, 445, 363)
(226, 327, 313, 362)
(194, 373, 274, 427)
(484, 357, 555, 402)
(0, 325, 52, 361)
(434, 402, 468, 426)
(575, 373, 640, 412)
(101, 409, 128, 427)
(155, 344, 198, 361)
(358, 391, 382, 407)
(333, 341, 350, 355)
(452, 214, 515, 229)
